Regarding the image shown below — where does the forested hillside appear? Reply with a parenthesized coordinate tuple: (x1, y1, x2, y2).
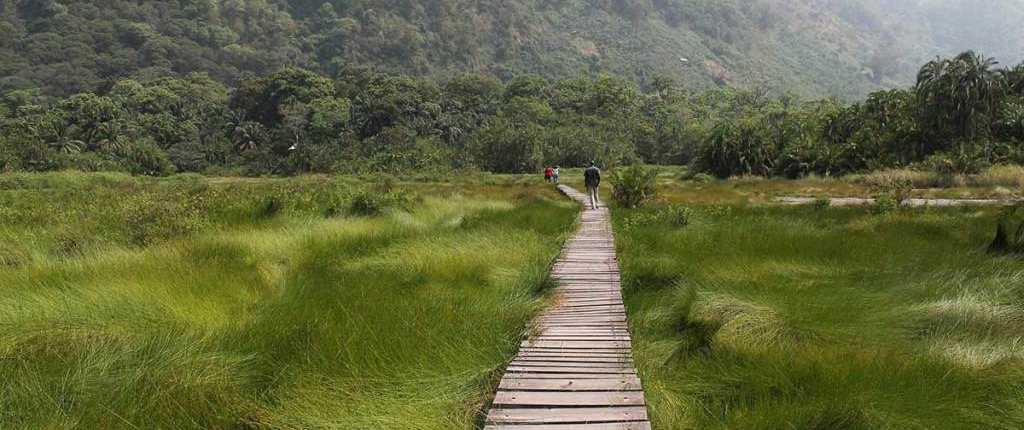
(1, 51, 1022, 178)
(2, 0, 1022, 99)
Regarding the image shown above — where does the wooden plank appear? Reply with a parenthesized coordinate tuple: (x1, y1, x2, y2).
(536, 331, 631, 337)
(514, 356, 632, 363)
(496, 372, 640, 380)
(485, 423, 651, 430)
(522, 340, 630, 349)
(486, 406, 648, 424)
(498, 376, 642, 391)
(493, 391, 645, 406)
(531, 335, 630, 340)
(540, 312, 626, 318)
(506, 366, 635, 374)
(516, 351, 632, 359)
(516, 350, 633, 357)
(510, 361, 633, 368)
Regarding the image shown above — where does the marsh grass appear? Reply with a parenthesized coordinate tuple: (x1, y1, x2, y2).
(856, 166, 1024, 198)
(615, 187, 1024, 429)
(0, 172, 578, 429)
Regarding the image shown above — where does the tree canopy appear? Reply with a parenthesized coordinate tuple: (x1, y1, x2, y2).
(1, 52, 1022, 177)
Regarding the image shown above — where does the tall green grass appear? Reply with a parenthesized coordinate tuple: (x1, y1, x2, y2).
(615, 197, 1024, 429)
(0, 173, 578, 429)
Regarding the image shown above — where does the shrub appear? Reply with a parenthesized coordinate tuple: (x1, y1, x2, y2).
(813, 198, 831, 210)
(858, 169, 946, 189)
(121, 193, 209, 246)
(621, 205, 692, 229)
(691, 173, 715, 184)
(868, 173, 913, 204)
(667, 284, 719, 358)
(348, 188, 418, 216)
(970, 165, 1024, 188)
(257, 196, 283, 219)
(610, 164, 658, 208)
(694, 117, 778, 178)
(924, 148, 990, 175)
(989, 203, 1024, 253)
(872, 195, 900, 215)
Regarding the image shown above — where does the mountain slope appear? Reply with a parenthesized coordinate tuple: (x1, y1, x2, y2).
(1, 0, 1021, 99)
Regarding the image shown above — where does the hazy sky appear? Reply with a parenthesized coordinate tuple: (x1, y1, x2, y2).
(867, 0, 1024, 62)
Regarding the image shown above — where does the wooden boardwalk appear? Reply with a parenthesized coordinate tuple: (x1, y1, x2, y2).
(484, 185, 651, 430)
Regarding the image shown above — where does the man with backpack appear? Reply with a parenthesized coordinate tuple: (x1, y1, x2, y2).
(584, 161, 601, 209)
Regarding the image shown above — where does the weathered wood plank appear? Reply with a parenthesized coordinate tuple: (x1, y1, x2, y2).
(493, 391, 646, 406)
(510, 361, 633, 369)
(513, 358, 633, 365)
(486, 406, 648, 424)
(498, 376, 642, 391)
(521, 340, 631, 349)
(506, 366, 635, 374)
(485, 423, 651, 430)
(516, 350, 632, 358)
(497, 372, 640, 379)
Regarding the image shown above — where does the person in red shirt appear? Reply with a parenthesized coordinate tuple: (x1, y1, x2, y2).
(544, 166, 554, 182)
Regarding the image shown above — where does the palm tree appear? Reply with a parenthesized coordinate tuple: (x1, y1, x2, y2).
(93, 121, 130, 151)
(351, 95, 395, 138)
(428, 111, 465, 146)
(232, 121, 267, 153)
(822, 103, 860, 146)
(915, 51, 1008, 156)
(1002, 64, 1024, 96)
(44, 121, 84, 154)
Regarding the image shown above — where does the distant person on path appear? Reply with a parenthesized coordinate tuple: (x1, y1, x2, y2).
(584, 161, 601, 209)
(544, 166, 554, 182)
(552, 165, 560, 184)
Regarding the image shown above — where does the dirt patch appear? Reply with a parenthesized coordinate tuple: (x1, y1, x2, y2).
(703, 59, 730, 84)
(775, 197, 1010, 206)
(572, 38, 601, 57)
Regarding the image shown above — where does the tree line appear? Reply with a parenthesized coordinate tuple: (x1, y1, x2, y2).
(0, 51, 1022, 177)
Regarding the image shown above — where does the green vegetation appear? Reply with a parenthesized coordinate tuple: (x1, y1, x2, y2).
(609, 164, 659, 208)
(991, 203, 1024, 253)
(0, 172, 578, 429)
(614, 181, 1024, 429)
(1, 52, 1022, 180)
(5, 0, 1022, 99)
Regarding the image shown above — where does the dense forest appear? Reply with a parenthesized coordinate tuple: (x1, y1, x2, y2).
(2, 0, 1023, 99)
(1, 51, 1022, 177)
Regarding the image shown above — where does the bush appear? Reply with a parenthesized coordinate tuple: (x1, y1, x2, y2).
(694, 117, 778, 178)
(813, 198, 831, 210)
(348, 187, 418, 216)
(690, 173, 715, 184)
(621, 205, 692, 229)
(989, 203, 1024, 253)
(924, 148, 989, 175)
(610, 164, 658, 208)
(970, 165, 1024, 188)
(121, 192, 209, 245)
(868, 173, 913, 204)
(872, 195, 900, 215)
(858, 169, 947, 189)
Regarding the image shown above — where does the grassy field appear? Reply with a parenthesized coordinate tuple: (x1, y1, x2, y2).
(0, 172, 578, 429)
(614, 181, 1024, 429)
(4, 169, 1024, 429)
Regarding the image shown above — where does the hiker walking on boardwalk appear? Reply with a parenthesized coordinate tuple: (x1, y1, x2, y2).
(584, 161, 601, 209)
(544, 166, 554, 182)
(552, 165, 560, 184)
